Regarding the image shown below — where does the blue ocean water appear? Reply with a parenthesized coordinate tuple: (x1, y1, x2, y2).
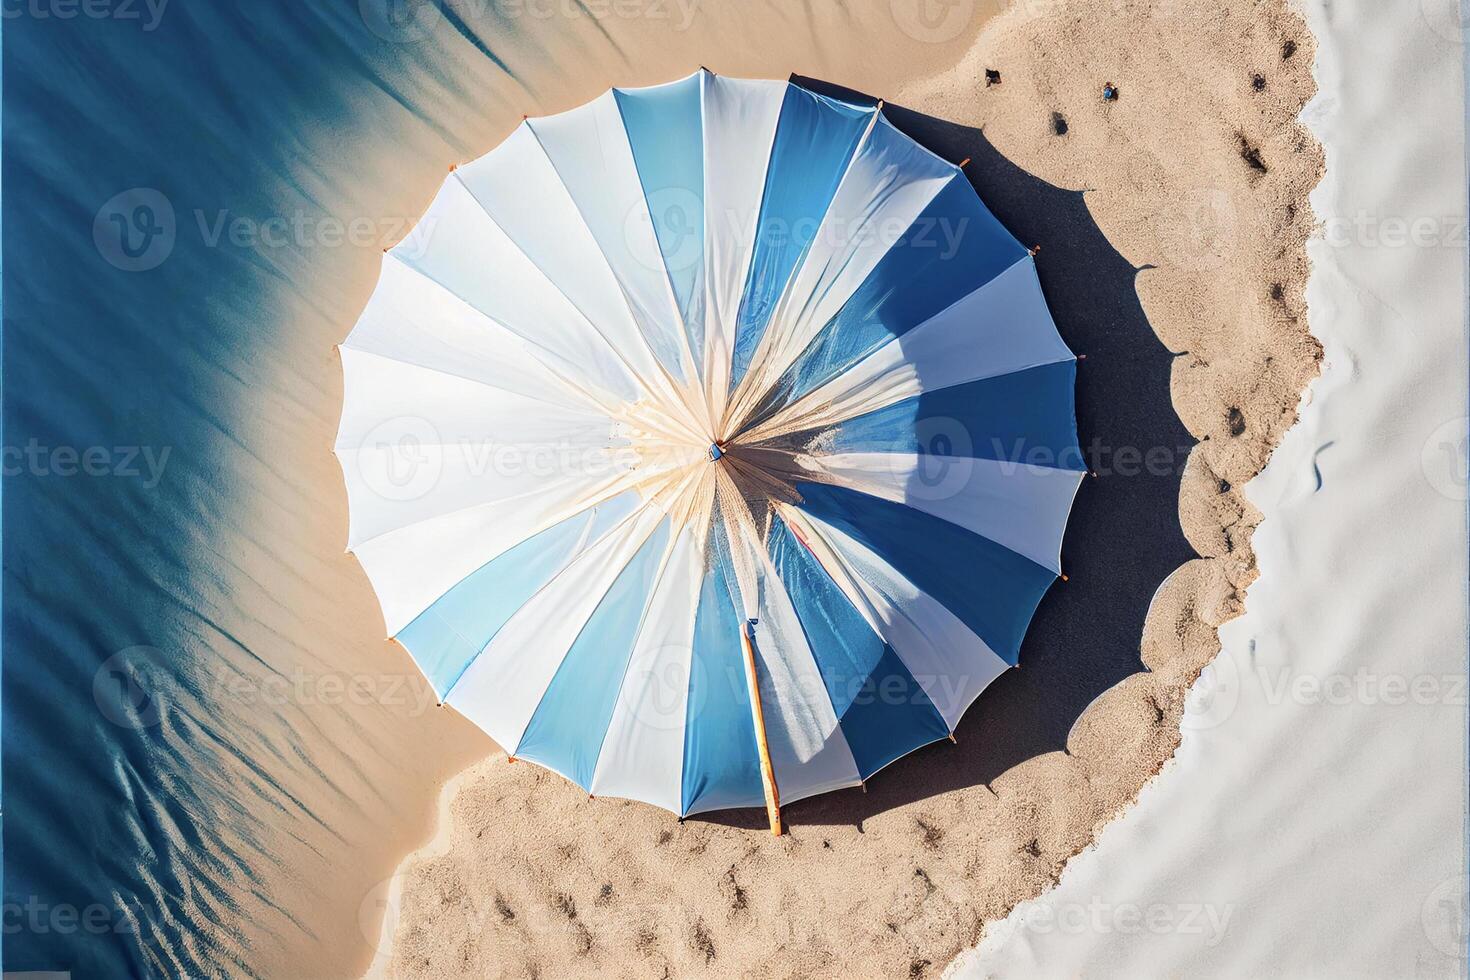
(1, 4, 535, 975)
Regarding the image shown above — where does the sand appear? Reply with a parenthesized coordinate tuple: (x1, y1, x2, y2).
(955, 0, 1470, 974)
(364, 1, 1323, 977)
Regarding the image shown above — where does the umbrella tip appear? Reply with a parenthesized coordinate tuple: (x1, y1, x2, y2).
(1060, 573, 1070, 582)
(958, 157, 971, 168)
(947, 732, 958, 744)
(506, 755, 516, 764)
(448, 162, 458, 173)
(1029, 244, 1041, 257)
(1078, 353, 1087, 360)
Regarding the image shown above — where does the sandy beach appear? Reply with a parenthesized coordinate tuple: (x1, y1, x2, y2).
(13, 2, 1467, 978)
(361, 2, 1323, 976)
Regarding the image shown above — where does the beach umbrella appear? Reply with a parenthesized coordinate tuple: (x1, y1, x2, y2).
(336, 70, 1082, 835)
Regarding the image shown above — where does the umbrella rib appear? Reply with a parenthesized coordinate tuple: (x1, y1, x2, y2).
(737, 253, 1062, 443)
(573, 507, 692, 797)
(719, 103, 882, 442)
(514, 128, 711, 444)
(774, 500, 1010, 731)
(448, 167, 704, 442)
(438, 464, 701, 708)
(773, 451, 1074, 576)
(610, 86, 713, 430)
(725, 171, 957, 439)
(699, 72, 783, 431)
(715, 193, 968, 441)
(345, 459, 691, 583)
(334, 343, 612, 442)
(380, 249, 629, 421)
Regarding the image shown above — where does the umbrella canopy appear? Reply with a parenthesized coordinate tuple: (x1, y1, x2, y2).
(336, 70, 1082, 833)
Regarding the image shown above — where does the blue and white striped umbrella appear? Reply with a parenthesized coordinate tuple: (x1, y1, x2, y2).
(336, 70, 1082, 833)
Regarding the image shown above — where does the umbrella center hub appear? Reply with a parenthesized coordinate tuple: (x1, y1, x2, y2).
(707, 442, 724, 462)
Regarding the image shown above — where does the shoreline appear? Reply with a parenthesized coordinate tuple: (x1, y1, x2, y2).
(953, 0, 1468, 972)
(362, 760, 486, 978)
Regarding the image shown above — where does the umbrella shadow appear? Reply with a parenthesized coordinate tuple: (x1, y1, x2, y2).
(695, 78, 1195, 832)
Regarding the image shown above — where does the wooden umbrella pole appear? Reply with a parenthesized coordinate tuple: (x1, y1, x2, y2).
(740, 619, 782, 836)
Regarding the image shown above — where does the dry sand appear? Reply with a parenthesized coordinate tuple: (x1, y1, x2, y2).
(362, 1, 1323, 976)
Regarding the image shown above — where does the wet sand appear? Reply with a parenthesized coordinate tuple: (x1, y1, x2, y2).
(360, 1, 1322, 976)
